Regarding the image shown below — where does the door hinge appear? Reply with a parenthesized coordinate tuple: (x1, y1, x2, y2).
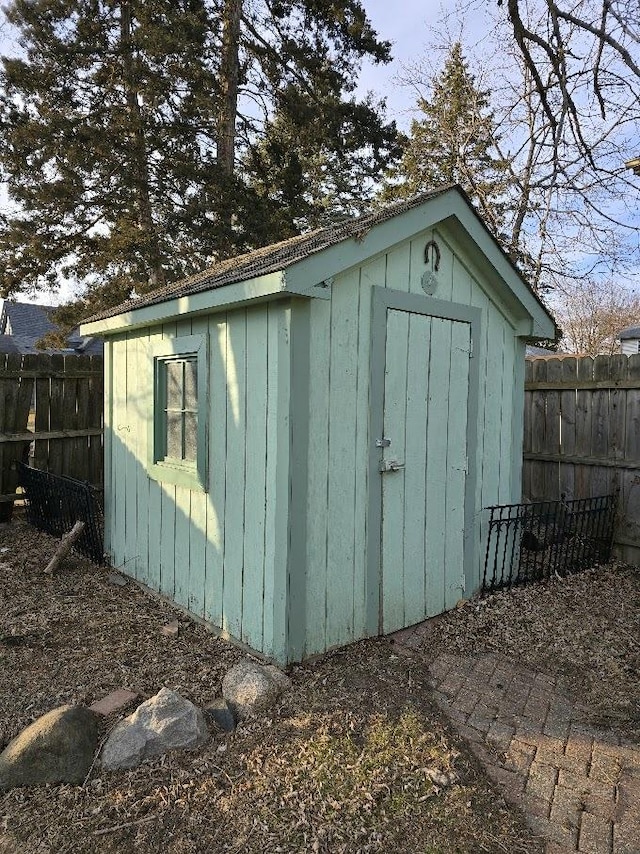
(469, 338, 474, 358)
(376, 437, 391, 448)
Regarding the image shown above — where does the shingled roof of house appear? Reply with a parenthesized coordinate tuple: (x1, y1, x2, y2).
(619, 325, 640, 340)
(0, 334, 40, 354)
(0, 301, 57, 339)
(0, 300, 103, 355)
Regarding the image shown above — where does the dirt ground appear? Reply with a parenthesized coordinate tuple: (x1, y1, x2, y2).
(1, 518, 637, 853)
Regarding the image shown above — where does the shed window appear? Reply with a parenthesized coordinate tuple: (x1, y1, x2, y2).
(147, 334, 208, 491)
(161, 356, 198, 462)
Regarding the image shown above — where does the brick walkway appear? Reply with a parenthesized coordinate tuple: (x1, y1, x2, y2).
(393, 628, 640, 854)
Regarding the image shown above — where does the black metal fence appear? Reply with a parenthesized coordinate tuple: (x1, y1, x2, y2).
(18, 463, 105, 565)
(482, 494, 616, 593)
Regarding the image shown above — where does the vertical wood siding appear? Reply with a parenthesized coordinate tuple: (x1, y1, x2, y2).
(303, 226, 521, 657)
(106, 303, 290, 659)
(105, 222, 524, 663)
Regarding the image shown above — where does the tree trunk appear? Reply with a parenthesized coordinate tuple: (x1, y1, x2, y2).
(120, 0, 165, 290)
(218, 0, 242, 176)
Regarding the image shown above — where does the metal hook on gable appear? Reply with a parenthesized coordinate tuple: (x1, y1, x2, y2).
(424, 240, 441, 271)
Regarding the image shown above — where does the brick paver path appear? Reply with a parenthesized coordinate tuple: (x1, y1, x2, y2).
(393, 629, 640, 854)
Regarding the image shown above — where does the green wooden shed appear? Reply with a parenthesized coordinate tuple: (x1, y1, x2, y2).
(82, 186, 555, 664)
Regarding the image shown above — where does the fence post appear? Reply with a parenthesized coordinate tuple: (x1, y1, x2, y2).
(0, 353, 34, 521)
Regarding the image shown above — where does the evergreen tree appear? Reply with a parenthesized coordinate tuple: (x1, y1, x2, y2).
(246, 90, 401, 236)
(381, 43, 509, 239)
(0, 0, 398, 321)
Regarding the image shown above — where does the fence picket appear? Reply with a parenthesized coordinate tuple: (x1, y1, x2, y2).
(525, 352, 640, 563)
(559, 357, 577, 499)
(544, 359, 562, 498)
(529, 359, 548, 500)
(48, 353, 66, 476)
(0, 353, 103, 513)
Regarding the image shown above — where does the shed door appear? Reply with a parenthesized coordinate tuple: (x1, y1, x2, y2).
(380, 309, 471, 634)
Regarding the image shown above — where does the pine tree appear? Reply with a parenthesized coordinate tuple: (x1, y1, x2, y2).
(0, 0, 398, 321)
(0, 0, 223, 298)
(381, 43, 509, 239)
(246, 90, 401, 236)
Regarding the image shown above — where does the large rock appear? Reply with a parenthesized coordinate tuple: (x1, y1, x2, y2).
(203, 697, 236, 733)
(222, 661, 291, 719)
(101, 687, 208, 770)
(0, 705, 99, 789)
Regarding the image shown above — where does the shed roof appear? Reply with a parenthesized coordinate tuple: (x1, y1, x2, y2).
(83, 189, 448, 324)
(82, 186, 556, 341)
(83, 187, 552, 328)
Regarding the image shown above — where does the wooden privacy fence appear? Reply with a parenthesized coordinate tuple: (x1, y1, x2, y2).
(0, 352, 103, 519)
(523, 353, 640, 562)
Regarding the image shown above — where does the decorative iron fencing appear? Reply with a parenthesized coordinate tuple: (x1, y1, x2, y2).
(18, 463, 105, 565)
(482, 494, 616, 593)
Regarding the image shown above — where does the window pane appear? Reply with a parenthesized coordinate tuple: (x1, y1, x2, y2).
(166, 411, 182, 459)
(184, 358, 198, 411)
(183, 411, 198, 461)
(165, 361, 183, 409)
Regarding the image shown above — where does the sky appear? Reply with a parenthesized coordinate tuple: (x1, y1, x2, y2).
(356, 0, 492, 129)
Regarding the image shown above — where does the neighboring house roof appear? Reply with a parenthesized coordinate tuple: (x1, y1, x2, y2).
(67, 330, 104, 356)
(0, 334, 42, 354)
(82, 186, 556, 339)
(0, 301, 57, 339)
(625, 157, 640, 176)
(0, 300, 103, 355)
(619, 325, 640, 340)
(526, 345, 561, 357)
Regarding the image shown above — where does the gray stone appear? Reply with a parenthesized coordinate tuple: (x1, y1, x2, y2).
(203, 697, 236, 732)
(159, 620, 179, 637)
(101, 687, 208, 770)
(0, 705, 99, 789)
(222, 660, 290, 719)
(263, 664, 292, 692)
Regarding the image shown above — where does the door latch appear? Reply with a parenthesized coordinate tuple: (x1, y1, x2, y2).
(380, 459, 405, 472)
(375, 437, 391, 448)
